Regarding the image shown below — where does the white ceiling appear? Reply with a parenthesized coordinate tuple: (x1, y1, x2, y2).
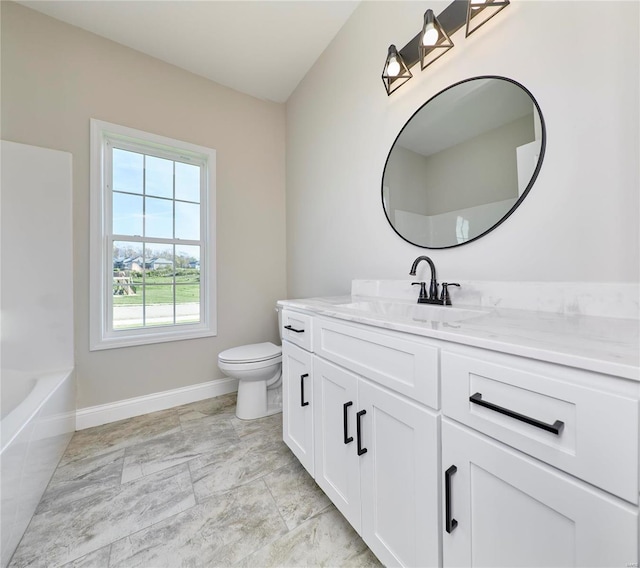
(17, 0, 360, 103)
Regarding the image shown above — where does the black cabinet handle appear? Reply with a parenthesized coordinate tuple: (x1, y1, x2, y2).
(300, 374, 309, 407)
(343, 402, 353, 444)
(284, 325, 305, 334)
(445, 465, 458, 534)
(356, 410, 367, 456)
(469, 392, 564, 435)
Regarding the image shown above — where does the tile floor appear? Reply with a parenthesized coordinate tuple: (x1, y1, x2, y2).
(9, 394, 382, 568)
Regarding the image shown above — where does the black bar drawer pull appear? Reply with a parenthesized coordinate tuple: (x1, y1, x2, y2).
(343, 402, 353, 444)
(445, 465, 458, 534)
(300, 374, 309, 407)
(284, 325, 305, 334)
(469, 392, 564, 435)
(356, 409, 367, 456)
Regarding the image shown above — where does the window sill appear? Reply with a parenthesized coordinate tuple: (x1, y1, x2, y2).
(90, 325, 217, 351)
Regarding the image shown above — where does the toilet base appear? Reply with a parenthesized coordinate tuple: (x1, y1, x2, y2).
(236, 379, 283, 420)
(235, 404, 282, 421)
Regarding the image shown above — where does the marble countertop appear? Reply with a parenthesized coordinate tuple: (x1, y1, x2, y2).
(278, 295, 640, 381)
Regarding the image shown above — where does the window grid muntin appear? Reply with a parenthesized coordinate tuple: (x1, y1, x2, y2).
(106, 137, 205, 333)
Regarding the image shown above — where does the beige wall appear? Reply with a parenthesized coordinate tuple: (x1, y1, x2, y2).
(286, 1, 639, 297)
(1, 2, 287, 408)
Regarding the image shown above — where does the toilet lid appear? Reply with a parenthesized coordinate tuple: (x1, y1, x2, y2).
(218, 342, 282, 364)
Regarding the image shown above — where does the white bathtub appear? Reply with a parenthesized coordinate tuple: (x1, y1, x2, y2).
(1, 369, 76, 568)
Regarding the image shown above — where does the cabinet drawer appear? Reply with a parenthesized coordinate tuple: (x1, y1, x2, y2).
(441, 348, 639, 503)
(281, 309, 313, 352)
(314, 317, 439, 409)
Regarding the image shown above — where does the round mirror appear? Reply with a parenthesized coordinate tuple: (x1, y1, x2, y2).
(382, 76, 545, 249)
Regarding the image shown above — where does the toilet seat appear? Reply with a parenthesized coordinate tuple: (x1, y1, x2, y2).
(218, 356, 282, 373)
(218, 342, 281, 364)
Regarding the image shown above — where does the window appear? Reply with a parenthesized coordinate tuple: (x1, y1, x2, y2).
(90, 119, 216, 350)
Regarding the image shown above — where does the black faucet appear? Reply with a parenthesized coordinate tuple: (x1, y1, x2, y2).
(409, 256, 439, 303)
(409, 256, 460, 306)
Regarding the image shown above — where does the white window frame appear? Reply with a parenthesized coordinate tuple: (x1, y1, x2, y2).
(89, 119, 216, 350)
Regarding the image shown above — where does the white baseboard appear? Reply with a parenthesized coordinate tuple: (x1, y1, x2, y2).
(76, 377, 239, 430)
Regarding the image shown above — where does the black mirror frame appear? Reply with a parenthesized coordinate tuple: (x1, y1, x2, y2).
(381, 75, 547, 249)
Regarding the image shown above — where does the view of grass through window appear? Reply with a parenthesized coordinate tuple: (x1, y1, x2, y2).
(112, 242, 201, 329)
(111, 147, 202, 330)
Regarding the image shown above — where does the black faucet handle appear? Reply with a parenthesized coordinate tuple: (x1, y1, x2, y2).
(440, 283, 461, 306)
(412, 281, 428, 300)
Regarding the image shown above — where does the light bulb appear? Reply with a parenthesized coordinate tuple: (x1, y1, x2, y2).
(386, 56, 401, 77)
(422, 22, 439, 46)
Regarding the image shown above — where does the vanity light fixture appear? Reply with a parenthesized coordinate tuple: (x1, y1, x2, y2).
(419, 9, 454, 70)
(382, 44, 413, 96)
(465, 0, 510, 37)
(382, 0, 510, 96)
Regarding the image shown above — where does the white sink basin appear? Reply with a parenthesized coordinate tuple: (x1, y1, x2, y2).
(339, 300, 488, 323)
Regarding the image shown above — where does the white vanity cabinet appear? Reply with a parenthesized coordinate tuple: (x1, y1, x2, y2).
(441, 345, 639, 568)
(282, 310, 441, 568)
(313, 356, 440, 568)
(281, 305, 640, 568)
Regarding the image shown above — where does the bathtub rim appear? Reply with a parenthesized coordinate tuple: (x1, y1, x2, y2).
(1, 368, 74, 454)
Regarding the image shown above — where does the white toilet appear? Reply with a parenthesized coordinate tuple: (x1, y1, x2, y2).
(217, 308, 283, 420)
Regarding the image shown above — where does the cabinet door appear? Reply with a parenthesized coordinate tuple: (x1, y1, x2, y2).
(313, 357, 361, 531)
(359, 379, 440, 568)
(282, 342, 314, 476)
(442, 419, 638, 568)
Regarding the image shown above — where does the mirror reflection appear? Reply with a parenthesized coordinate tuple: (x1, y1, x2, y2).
(382, 76, 545, 248)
